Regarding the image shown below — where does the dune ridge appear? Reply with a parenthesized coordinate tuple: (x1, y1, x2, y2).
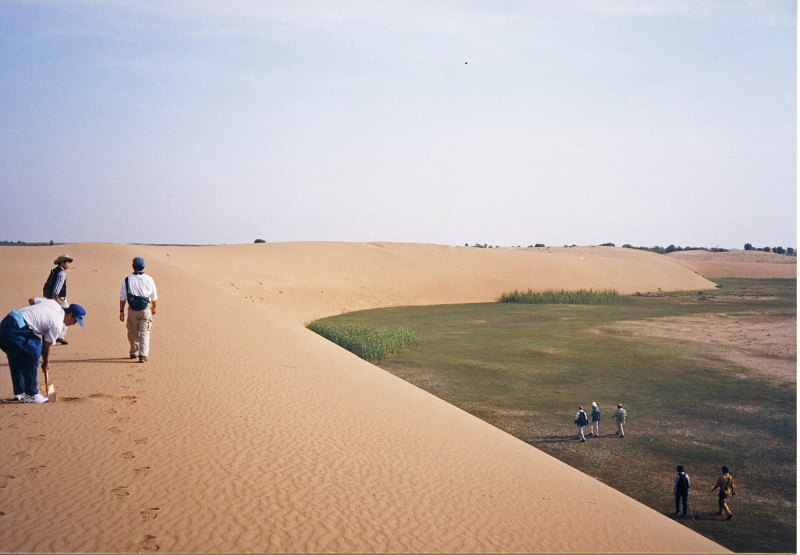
(0, 243, 727, 552)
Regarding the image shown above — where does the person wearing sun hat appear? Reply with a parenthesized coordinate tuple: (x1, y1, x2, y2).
(42, 254, 74, 345)
(0, 298, 85, 403)
(119, 257, 158, 363)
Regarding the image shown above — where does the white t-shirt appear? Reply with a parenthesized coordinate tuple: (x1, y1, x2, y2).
(18, 298, 65, 344)
(120, 273, 158, 302)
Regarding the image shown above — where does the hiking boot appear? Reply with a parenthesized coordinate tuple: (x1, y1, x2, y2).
(130, 354, 137, 359)
(726, 515, 732, 520)
(139, 356, 147, 363)
(23, 393, 49, 403)
(580, 439, 586, 442)
(56, 338, 68, 345)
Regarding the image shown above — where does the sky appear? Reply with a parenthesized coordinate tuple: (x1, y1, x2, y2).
(0, 0, 796, 248)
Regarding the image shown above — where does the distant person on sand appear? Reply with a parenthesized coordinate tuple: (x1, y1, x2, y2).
(574, 406, 588, 442)
(711, 465, 736, 520)
(673, 465, 690, 517)
(120, 257, 158, 363)
(42, 254, 73, 345)
(589, 401, 601, 436)
(612, 403, 627, 438)
(0, 298, 85, 403)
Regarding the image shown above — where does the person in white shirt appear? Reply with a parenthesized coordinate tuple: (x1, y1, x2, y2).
(119, 257, 158, 363)
(0, 298, 85, 403)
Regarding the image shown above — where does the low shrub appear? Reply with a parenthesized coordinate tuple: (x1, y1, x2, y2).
(500, 289, 624, 304)
(307, 322, 418, 362)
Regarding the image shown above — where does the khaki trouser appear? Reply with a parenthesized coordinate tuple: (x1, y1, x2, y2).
(616, 419, 625, 437)
(55, 297, 69, 339)
(127, 307, 153, 357)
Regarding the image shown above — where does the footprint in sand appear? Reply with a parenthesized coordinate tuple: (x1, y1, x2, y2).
(133, 467, 151, 477)
(12, 451, 31, 459)
(121, 451, 135, 460)
(140, 507, 160, 521)
(28, 465, 46, 475)
(26, 435, 45, 442)
(0, 475, 16, 488)
(137, 534, 159, 552)
(116, 416, 130, 423)
(106, 408, 118, 414)
(134, 438, 148, 445)
(107, 427, 123, 434)
(111, 486, 130, 497)
(7, 423, 19, 430)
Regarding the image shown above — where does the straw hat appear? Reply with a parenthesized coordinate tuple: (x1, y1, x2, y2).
(54, 255, 73, 264)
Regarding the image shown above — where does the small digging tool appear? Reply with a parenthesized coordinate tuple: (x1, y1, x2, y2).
(42, 368, 56, 402)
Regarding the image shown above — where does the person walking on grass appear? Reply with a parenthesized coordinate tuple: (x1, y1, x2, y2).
(42, 254, 73, 345)
(120, 257, 158, 363)
(612, 403, 627, 438)
(589, 401, 601, 436)
(574, 406, 588, 442)
(711, 465, 736, 520)
(0, 298, 85, 403)
(673, 465, 690, 517)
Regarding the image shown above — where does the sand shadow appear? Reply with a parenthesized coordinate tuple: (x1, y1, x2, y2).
(0, 398, 23, 405)
(52, 357, 136, 364)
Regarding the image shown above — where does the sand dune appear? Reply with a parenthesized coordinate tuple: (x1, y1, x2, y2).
(0, 243, 726, 553)
(667, 248, 797, 278)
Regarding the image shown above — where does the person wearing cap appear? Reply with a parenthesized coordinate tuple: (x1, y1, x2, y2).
(673, 465, 690, 517)
(119, 257, 158, 363)
(42, 255, 73, 345)
(711, 465, 736, 520)
(612, 403, 627, 438)
(589, 401, 601, 437)
(0, 298, 85, 403)
(574, 406, 588, 442)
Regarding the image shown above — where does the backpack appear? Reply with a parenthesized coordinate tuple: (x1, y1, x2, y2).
(576, 411, 588, 426)
(125, 277, 151, 311)
(677, 473, 689, 492)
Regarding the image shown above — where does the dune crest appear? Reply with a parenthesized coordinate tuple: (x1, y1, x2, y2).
(0, 243, 726, 552)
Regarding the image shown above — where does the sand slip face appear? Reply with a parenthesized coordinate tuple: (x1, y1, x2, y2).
(0, 243, 726, 552)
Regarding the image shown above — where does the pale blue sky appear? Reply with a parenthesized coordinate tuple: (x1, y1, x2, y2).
(1, 1, 796, 248)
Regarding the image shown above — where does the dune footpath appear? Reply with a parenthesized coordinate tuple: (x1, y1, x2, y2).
(0, 243, 728, 553)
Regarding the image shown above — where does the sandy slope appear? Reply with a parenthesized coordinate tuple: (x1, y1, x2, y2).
(0, 243, 726, 553)
(667, 249, 797, 278)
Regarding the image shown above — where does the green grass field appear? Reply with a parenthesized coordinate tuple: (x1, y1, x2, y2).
(309, 279, 796, 553)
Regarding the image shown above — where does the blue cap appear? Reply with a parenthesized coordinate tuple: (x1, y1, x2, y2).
(133, 257, 145, 271)
(66, 304, 86, 326)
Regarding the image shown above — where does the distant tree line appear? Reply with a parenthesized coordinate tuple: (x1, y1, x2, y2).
(744, 243, 795, 255)
(0, 240, 55, 246)
(621, 244, 728, 254)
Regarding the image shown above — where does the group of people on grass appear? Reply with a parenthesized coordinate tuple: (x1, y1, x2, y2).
(0, 255, 157, 403)
(673, 464, 737, 520)
(574, 402, 627, 441)
(574, 403, 737, 521)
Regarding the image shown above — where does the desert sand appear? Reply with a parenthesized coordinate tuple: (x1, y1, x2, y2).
(0, 243, 733, 553)
(667, 248, 797, 278)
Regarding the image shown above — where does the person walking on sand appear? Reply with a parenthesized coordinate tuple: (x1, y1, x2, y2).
(574, 406, 588, 442)
(0, 298, 85, 403)
(711, 465, 736, 520)
(42, 254, 73, 345)
(673, 465, 690, 517)
(120, 257, 157, 363)
(589, 401, 601, 436)
(612, 403, 627, 437)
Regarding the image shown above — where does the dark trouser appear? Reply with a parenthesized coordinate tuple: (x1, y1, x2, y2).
(675, 490, 688, 516)
(0, 315, 42, 397)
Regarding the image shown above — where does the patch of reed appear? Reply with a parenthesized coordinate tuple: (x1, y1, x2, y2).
(500, 289, 624, 304)
(307, 321, 418, 362)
